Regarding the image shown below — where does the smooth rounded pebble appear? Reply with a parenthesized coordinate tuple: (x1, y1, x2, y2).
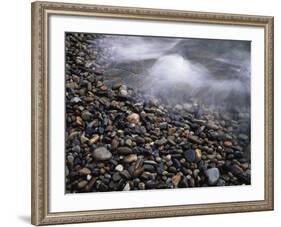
(205, 168, 220, 185)
(92, 147, 112, 161)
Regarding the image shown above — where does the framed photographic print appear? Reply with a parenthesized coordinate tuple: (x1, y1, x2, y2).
(31, 1, 274, 225)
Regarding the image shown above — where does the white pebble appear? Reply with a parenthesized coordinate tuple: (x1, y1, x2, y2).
(123, 183, 130, 191)
(115, 164, 124, 172)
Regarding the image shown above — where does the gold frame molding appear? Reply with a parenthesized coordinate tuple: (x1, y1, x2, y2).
(31, 1, 274, 225)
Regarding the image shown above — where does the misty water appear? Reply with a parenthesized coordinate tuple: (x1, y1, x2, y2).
(94, 35, 251, 112)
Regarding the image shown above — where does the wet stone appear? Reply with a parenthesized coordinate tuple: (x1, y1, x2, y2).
(143, 164, 155, 172)
(172, 172, 182, 187)
(168, 166, 177, 174)
(72, 145, 81, 153)
(97, 182, 109, 191)
(89, 135, 99, 145)
(115, 164, 124, 172)
(143, 160, 158, 166)
(125, 139, 133, 147)
(67, 155, 74, 165)
(188, 135, 203, 144)
(230, 164, 244, 176)
(145, 180, 157, 189)
(120, 170, 131, 179)
(134, 136, 145, 144)
(87, 175, 92, 181)
(71, 97, 82, 103)
(206, 121, 219, 130)
(117, 147, 133, 155)
(138, 182, 146, 190)
(238, 134, 249, 141)
(193, 169, 200, 178)
(172, 158, 181, 169)
(155, 137, 167, 146)
(92, 147, 112, 161)
(80, 134, 89, 144)
(123, 182, 130, 191)
(159, 122, 168, 129)
(217, 179, 226, 186)
(224, 141, 233, 147)
(168, 128, 177, 136)
(65, 166, 69, 177)
(195, 149, 202, 161)
(205, 168, 220, 185)
(78, 180, 88, 189)
(188, 177, 196, 187)
(133, 167, 144, 177)
(184, 149, 196, 162)
(127, 113, 140, 124)
(68, 131, 80, 141)
(112, 83, 122, 90)
(179, 176, 189, 188)
(124, 154, 138, 163)
(112, 172, 121, 181)
(167, 137, 176, 145)
(81, 111, 92, 121)
(79, 167, 91, 175)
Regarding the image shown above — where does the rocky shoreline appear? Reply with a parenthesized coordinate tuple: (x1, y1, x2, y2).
(65, 33, 251, 193)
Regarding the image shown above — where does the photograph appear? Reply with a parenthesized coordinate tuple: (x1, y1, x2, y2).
(65, 32, 251, 193)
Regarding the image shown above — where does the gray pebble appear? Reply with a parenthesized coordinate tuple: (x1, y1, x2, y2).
(205, 168, 220, 185)
(184, 149, 196, 162)
(92, 147, 112, 161)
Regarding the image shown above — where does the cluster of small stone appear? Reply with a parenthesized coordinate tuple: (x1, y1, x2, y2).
(65, 33, 251, 193)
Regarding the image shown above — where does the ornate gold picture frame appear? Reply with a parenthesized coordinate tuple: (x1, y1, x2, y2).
(31, 1, 273, 225)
